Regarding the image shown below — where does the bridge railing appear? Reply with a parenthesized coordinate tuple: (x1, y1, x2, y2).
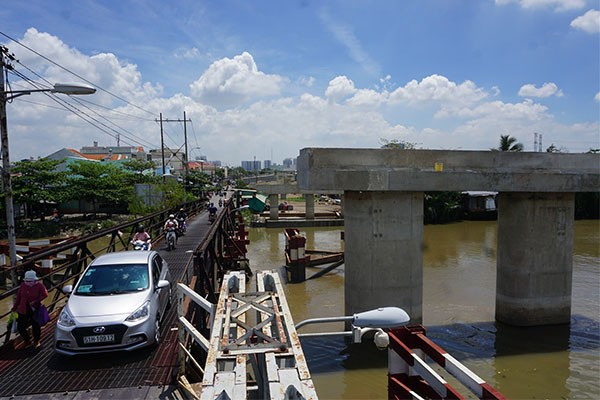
(0, 199, 205, 345)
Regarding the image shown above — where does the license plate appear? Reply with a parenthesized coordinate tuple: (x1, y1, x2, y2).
(83, 334, 115, 344)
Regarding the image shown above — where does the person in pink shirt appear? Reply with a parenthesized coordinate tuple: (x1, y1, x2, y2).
(12, 270, 48, 349)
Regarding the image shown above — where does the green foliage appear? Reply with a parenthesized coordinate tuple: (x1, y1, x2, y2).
(235, 179, 249, 189)
(424, 191, 462, 224)
(229, 167, 252, 179)
(380, 138, 418, 149)
(65, 160, 131, 214)
(186, 169, 212, 188)
(495, 135, 524, 152)
(11, 158, 67, 221)
(159, 179, 186, 209)
(575, 192, 600, 219)
(121, 158, 159, 185)
(213, 168, 225, 179)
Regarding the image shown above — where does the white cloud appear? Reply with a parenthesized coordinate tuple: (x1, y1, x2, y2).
(325, 76, 357, 102)
(571, 9, 600, 33)
(4, 30, 597, 167)
(518, 82, 564, 98)
(189, 52, 285, 109)
(389, 74, 488, 111)
(595, 92, 600, 102)
(318, 8, 380, 76)
(174, 47, 201, 59)
(495, 0, 586, 12)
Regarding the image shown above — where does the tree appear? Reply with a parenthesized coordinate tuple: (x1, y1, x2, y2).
(121, 158, 159, 185)
(495, 135, 524, 152)
(65, 160, 131, 215)
(380, 138, 418, 149)
(11, 158, 67, 221)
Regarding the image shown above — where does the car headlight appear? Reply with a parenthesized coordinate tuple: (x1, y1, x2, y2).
(126, 301, 150, 322)
(58, 308, 76, 327)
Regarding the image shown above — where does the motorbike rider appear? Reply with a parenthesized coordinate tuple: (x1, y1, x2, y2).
(164, 214, 179, 242)
(131, 224, 152, 250)
(208, 203, 218, 216)
(176, 207, 188, 233)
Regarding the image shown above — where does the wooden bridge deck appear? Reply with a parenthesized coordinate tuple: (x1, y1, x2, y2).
(0, 211, 214, 399)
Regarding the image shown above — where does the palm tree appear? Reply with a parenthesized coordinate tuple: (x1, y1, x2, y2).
(496, 135, 524, 152)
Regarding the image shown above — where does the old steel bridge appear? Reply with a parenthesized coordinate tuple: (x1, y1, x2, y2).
(0, 196, 254, 399)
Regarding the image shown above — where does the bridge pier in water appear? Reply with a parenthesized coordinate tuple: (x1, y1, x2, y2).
(344, 190, 424, 323)
(298, 148, 599, 327)
(496, 192, 575, 325)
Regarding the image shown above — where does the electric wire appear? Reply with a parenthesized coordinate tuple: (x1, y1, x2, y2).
(8, 56, 161, 151)
(0, 31, 156, 118)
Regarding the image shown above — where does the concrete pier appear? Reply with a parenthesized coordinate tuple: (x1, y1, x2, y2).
(496, 192, 575, 325)
(297, 148, 599, 326)
(345, 191, 423, 321)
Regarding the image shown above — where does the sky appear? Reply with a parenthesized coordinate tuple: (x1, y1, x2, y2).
(0, 0, 598, 167)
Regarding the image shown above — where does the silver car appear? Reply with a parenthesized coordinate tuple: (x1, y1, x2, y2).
(55, 250, 172, 355)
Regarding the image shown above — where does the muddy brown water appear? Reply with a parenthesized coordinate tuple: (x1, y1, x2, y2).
(246, 220, 600, 400)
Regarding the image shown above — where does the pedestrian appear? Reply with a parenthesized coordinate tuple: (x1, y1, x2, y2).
(12, 270, 48, 349)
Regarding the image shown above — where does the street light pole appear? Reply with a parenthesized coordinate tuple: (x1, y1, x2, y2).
(0, 48, 18, 287)
(0, 45, 95, 287)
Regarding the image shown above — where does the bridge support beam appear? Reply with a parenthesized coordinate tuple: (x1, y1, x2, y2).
(305, 194, 315, 219)
(496, 192, 575, 326)
(268, 194, 279, 220)
(344, 190, 423, 323)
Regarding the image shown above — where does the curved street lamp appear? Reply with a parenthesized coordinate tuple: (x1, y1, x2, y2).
(1, 48, 96, 287)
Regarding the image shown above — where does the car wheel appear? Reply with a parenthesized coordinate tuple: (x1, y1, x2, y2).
(153, 315, 161, 345)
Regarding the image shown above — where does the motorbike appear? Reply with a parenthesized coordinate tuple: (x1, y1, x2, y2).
(131, 239, 151, 251)
(208, 213, 216, 225)
(165, 228, 177, 251)
(177, 217, 187, 235)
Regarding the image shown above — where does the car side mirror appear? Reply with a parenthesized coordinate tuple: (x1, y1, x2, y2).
(62, 285, 73, 294)
(156, 280, 170, 290)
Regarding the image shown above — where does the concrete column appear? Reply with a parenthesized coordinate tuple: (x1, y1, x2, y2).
(305, 194, 315, 219)
(268, 194, 279, 220)
(344, 190, 423, 323)
(496, 192, 575, 326)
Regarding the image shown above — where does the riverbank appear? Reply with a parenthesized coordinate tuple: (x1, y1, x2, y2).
(249, 196, 344, 227)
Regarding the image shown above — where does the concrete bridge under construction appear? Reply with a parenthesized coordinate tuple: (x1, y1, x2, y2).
(297, 148, 599, 327)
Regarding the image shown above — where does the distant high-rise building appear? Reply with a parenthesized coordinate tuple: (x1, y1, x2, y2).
(241, 160, 261, 172)
(282, 158, 296, 170)
(264, 160, 272, 169)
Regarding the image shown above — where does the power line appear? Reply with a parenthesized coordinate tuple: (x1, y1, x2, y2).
(8, 60, 159, 150)
(0, 30, 156, 117)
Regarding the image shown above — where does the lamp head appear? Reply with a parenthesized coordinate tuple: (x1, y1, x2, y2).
(52, 83, 96, 95)
(352, 307, 410, 329)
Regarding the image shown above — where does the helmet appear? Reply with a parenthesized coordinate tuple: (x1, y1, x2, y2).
(180, 208, 184, 211)
(169, 214, 175, 219)
(137, 224, 145, 233)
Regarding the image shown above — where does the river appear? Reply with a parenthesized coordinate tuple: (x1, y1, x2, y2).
(246, 220, 599, 400)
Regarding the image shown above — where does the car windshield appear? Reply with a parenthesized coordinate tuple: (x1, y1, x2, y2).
(75, 264, 149, 295)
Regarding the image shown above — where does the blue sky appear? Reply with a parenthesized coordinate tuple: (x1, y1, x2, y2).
(1, 0, 598, 166)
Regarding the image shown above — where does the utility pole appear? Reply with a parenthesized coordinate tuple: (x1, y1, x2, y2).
(183, 111, 189, 189)
(158, 113, 165, 182)
(0, 46, 18, 287)
(154, 113, 191, 184)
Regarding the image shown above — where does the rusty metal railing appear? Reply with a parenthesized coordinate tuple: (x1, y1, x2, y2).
(0, 199, 205, 345)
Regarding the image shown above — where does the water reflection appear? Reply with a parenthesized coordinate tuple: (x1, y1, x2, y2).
(246, 220, 600, 399)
